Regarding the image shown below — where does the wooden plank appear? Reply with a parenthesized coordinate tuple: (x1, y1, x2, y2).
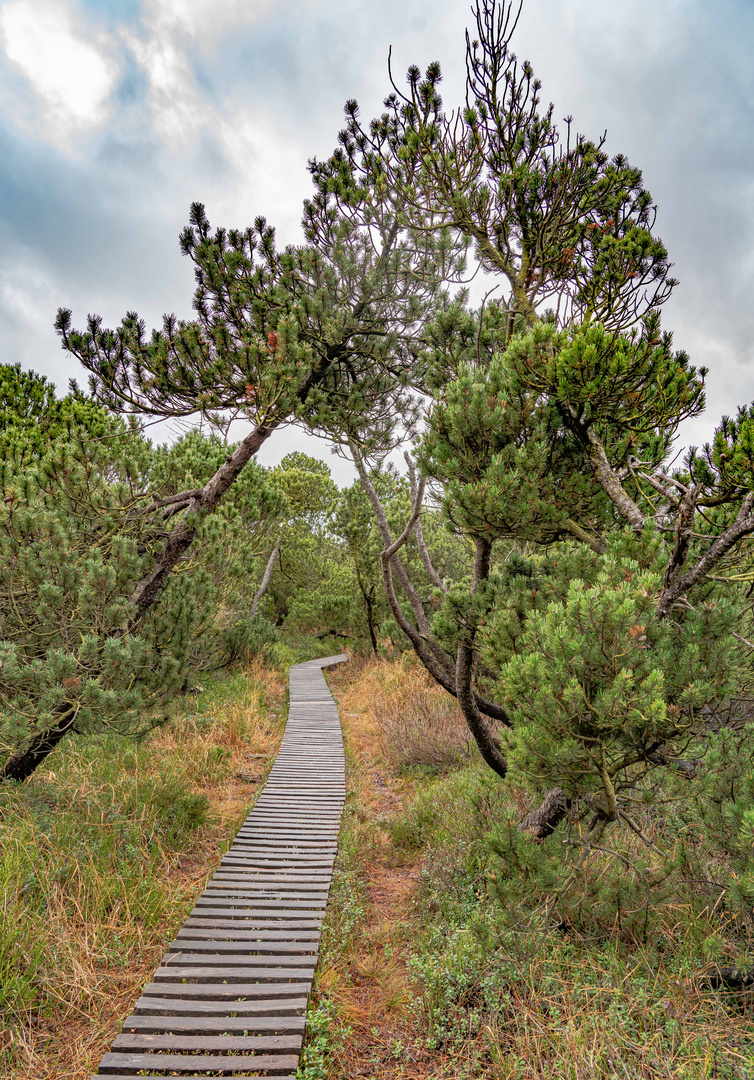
(206, 877, 332, 887)
(200, 891, 329, 901)
(189, 908, 323, 922)
(208, 871, 334, 880)
(177, 927, 320, 940)
(167, 941, 318, 956)
(151, 965, 316, 982)
(191, 903, 326, 916)
(111, 1033, 301, 1050)
(203, 889, 330, 898)
(132, 996, 308, 1015)
(98, 1052, 300, 1073)
(122, 1014, 305, 1035)
(140, 981, 312, 999)
(158, 954, 317, 968)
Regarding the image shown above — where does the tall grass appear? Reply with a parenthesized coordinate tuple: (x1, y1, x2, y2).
(0, 660, 285, 1079)
(314, 656, 754, 1080)
(345, 656, 474, 772)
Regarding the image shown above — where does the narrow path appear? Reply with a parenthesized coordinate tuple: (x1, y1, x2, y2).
(92, 654, 348, 1080)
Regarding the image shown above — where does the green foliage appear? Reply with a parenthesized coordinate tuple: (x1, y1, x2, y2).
(0, 362, 112, 462)
(685, 722, 754, 920)
(0, 388, 289, 763)
(0, 420, 198, 754)
(493, 533, 738, 806)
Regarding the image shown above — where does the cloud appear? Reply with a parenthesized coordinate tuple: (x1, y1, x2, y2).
(143, 0, 276, 45)
(0, 0, 752, 488)
(0, 0, 118, 142)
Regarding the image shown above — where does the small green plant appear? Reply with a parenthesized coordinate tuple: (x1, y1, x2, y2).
(297, 1002, 339, 1080)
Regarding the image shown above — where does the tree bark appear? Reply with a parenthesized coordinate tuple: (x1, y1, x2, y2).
(129, 421, 274, 628)
(0, 707, 78, 782)
(520, 787, 569, 839)
(362, 585, 379, 654)
(249, 532, 282, 618)
(454, 538, 509, 779)
(657, 492, 754, 618)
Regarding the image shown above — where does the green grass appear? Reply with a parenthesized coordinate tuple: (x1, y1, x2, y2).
(311, 657, 754, 1080)
(0, 661, 286, 1079)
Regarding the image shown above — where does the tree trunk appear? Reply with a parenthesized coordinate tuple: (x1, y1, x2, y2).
(363, 587, 379, 654)
(249, 532, 282, 618)
(520, 787, 569, 839)
(454, 538, 509, 780)
(354, 563, 379, 653)
(0, 707, 78, 782)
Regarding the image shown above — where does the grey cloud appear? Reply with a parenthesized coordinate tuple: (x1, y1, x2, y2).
(0, 0, 752, 482)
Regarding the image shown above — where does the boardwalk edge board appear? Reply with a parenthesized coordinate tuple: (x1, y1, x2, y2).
(91, 654, 347, 1079)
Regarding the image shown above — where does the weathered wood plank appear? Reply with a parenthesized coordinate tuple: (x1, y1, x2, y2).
(122, 1014, 305, 1035)
(92, 654, 347, 1078)
(140, 981, 312, 999)
(167, 940, 318, 955)
(98, 1051, 300, 1073)
(132, 995, 308, 1015)
(151, 964, 316, 982)
(177, 928, 319, 937)
(111, 1032, 301, 1050)
(155, 959, 313, 976)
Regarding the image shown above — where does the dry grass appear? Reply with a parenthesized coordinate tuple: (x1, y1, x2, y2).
(333, 654, 473, 772)
(311, 656, 495, 1079)
(372, 663, 473, 771)
(308, 656, 754, 1080)
(0, 660, 286, 1080)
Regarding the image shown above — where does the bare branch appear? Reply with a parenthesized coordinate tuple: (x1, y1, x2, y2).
(249, 530, 282, 618)
(404, 452, 447, 591)
(658, 492, 754, 618)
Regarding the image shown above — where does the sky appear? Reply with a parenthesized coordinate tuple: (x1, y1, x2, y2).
(0, 0, 752, 485)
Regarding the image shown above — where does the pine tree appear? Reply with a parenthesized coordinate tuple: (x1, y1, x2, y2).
(341, 0, 754, 894)
(2, 162, 454, 778)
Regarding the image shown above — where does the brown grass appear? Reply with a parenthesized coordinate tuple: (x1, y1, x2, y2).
(371, 662, 473, 771)
(311, 656, 754, 1080)
(2, 661, 286, 1080)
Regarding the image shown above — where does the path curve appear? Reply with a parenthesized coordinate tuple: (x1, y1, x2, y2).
(92, 653, 348, 1080)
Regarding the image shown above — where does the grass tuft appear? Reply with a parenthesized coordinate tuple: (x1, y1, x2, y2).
(310, 655, 754, 1080)
(0, 659, 285, 1080)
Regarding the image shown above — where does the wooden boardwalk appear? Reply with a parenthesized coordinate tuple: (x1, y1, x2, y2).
(92, 653, 348, 1079)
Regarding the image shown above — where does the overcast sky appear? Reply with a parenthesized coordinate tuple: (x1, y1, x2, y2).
(0, 0, 751, 484)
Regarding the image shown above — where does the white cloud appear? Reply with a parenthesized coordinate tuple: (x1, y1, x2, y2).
(0, 0, 117, 137)
(145, 0, 276, 44)
(121, 25, 204, 144)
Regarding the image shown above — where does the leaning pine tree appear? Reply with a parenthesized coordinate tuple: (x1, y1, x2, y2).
(0, 163, 463, 779)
